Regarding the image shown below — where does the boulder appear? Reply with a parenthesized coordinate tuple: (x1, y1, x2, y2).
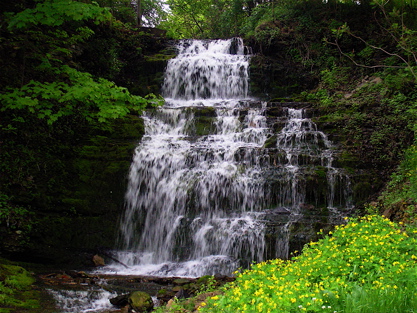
(110, 294, 129, 307)
(92, 254, 105, 266)
(128, 291, 153, 312)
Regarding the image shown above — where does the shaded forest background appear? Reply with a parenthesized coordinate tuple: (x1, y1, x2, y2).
(0, 0, 417, 266)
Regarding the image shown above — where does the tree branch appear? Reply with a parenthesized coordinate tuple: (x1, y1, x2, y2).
(326, 38, 406, 70)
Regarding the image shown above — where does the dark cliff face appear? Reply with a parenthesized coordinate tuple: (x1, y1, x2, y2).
(0, 31, 174, 266)
(0, 114, 145, 266)
(249, 54, 318, 101)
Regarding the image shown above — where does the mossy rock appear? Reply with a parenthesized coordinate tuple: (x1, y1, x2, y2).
(272, 121, 286, 133)
(315, 166, 327, 179)
(334, 151, 360, 169)
(194, 107, 217, 117)
(172, 286, 183, 292)
(266, 107, 285, 117)
(196, 275, 213, 285)
(173, 278, 192, 286)
(144, 53, 175, 62)
(128, 291, 153, 312)
(264, 135, 277, 149)
(157, 288, 168, 296)
(193, 116, 216, 136)
(0, 263, 41, 312)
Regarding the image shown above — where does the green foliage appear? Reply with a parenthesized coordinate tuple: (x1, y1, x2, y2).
(329, 3, 417, 81)
(161, 0, 247, 39)
(0, 263, 39, 310)
(95, 0, 137, 25)
(0, 194, 33, 233)
(153, 297, 195, 313)
(93, 0, 168, 26)
(6, 0, 112, 30)
(197, 275, 217, 294)
(302, 89, 335, 107)
(239, 3, 272, 38)
(381, 144, 417, 207)
(200, 215, 417, 313)
(320, 66, 351, 91)
(140, 0, 169, 27)
(240, 0, 297, 40)
(0, 65, 161, 124)
(1, 0, 163, 125)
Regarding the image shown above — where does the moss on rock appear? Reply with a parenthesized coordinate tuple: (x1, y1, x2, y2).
(129, 291, 153, 312)
(0, 261, 41, 312)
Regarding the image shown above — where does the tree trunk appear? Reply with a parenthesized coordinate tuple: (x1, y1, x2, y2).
(136, 0, 142, 27)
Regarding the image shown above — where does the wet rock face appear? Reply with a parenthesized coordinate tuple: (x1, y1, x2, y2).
(0, 114, 145, 267)
(249, 55, 318, 100)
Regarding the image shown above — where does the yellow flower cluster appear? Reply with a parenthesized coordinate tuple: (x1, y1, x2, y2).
(199, 215, 417, 313)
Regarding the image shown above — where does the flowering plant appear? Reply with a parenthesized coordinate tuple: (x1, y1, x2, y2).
(200, 215, 417, 313)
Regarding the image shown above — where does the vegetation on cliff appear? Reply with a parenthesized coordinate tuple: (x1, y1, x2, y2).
(237, 0, 417, 220)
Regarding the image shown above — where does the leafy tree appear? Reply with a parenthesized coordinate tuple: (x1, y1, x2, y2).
(93, 0, 168, 27)
(327, 0, 417, 82)
(161, 0, 249, 38)
(5, 0, 112, 29)
(1, 0, 161, 124)
(94, 0, 137, 25)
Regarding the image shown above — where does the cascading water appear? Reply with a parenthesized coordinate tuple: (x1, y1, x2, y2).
(272, 107, 351, 212)
(104, 38, 352, 278)
(48, 38, 354, 313)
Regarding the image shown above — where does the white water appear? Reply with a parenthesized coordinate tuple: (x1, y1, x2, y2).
(48, 289, 117, 313)
(98, 38, 352, 278)
(162, 38, 250, 101)
(275, 108, 351, 211)
(109, 38, 267, 277)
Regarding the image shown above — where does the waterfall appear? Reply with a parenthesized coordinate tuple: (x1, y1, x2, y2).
(105, 38, 352, 277)
(273, 108, 351, 211)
